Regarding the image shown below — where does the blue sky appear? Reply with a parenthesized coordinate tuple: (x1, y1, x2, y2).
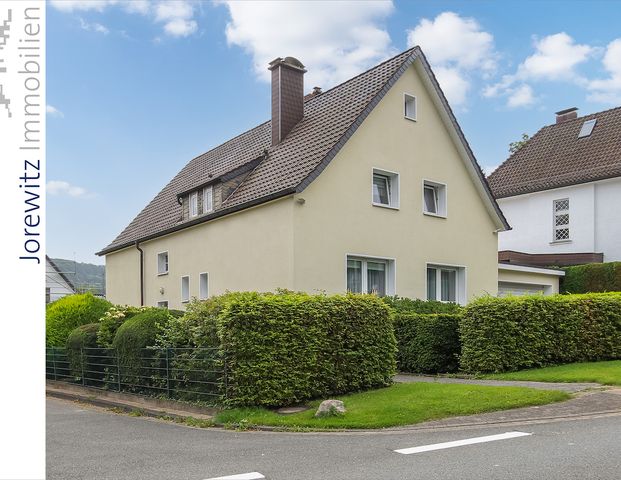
(47, 0, 621, 264)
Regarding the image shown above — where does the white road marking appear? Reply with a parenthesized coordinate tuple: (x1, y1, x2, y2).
(203, 473, 265, 480)
(394, 431, 532, 455)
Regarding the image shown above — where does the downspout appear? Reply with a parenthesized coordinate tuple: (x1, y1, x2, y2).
(135, 241, 144, 306)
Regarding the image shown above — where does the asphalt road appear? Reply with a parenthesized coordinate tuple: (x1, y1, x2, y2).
(47, 397, 621, 480)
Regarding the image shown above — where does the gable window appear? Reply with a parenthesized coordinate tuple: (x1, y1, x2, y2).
(346, 255, 395, 297)
(423, 180, 447, 217)
(157, 301, 169, 309)
(372, 168, 399, 209)
(181, 276, 190, 303)
(404, 93, 417, 121)
(426, 264, 465, 304)
(199, 272, 209, 300)
(203, 186, 213, 214)
(553, 199, 570, 241)
(189, 192, 198, 218)
(157, 252, 169, 275)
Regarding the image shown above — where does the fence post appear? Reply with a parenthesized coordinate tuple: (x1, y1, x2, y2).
(165, 348, 171, 398)
(52, 348, 58, 381)
(116, 348, 121, 392)
(81, 348, 86, 386)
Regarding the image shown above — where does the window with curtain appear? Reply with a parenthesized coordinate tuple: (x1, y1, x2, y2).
(427, 266, 460, 303)
(347, 256, 391, 297)
(366, 262, 386, 296)
(203, 186, 213, 213)
(347, 259, 362, 293)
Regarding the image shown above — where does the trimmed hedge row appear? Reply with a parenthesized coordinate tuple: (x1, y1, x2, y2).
(394, 313, 461, 373)
(382, 296, 462, 314)
(46, 293, 111, 346)
(562, 262, 621, 293)
(219, 292, 396, 407)
(460, 293, 621, 373)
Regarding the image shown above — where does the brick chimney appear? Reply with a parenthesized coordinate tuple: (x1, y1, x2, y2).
(555, 107, 578, 124)
(269, 56, 306, 146)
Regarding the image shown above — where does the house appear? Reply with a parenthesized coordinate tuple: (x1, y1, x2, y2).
(489, 107, 621, 270)
(98, 47, 514, 310)
(46, 256, 76, 304)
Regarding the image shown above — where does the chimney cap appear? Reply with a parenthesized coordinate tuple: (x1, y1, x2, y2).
(269, 56, 306, 72)
(555, 107, 578, 116)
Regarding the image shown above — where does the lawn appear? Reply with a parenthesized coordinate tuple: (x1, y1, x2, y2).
(215, 382, 568, 430)
(483, 360, 621, 386)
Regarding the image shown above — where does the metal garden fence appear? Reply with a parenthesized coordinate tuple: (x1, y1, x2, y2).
(46, 346, 225, 403)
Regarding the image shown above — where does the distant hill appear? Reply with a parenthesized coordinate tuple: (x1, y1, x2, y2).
(50, 258, 105, 295)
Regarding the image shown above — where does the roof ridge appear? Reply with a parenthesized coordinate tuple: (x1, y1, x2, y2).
(540, 104, 621, 128)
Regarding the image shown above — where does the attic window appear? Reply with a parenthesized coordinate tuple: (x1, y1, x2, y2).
(578, 119, 596, 138)
(404, 93, 417, 121)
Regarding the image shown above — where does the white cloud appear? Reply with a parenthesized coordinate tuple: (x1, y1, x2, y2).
(485, 33, 593, 108)
(79, 17, 109, 35)
(588, 38, 621, 104)
(506, 84, 535, 108)
(406, 12, 497, 107)
(46, 105, 64, 118)
(219, 0, 395, 89)
(47, 181, 90, 198)
(50, 0, 198, 38)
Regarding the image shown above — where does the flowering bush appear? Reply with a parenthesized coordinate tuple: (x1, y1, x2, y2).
(96, 305, 149, 347)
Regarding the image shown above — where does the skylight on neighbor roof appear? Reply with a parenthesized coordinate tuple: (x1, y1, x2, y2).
(578, 119, 597, 138)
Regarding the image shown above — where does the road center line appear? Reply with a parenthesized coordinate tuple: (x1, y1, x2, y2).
(394, 431, 532, 455)
(203, 472, 265, 480)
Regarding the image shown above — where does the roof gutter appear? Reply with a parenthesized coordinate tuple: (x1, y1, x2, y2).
(97, 187, 296, 256)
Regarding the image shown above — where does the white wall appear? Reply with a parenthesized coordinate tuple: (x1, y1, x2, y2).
(46, 259, 75, 303)
(498, 177, 621, 261)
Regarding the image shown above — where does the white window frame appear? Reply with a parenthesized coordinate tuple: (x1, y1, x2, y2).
(189, 192, 198, 218)
(203, 186, 213, 214)
(371, 168, 400, 209)
(181, 275, 190, 303)
(422, 179, 447, 218)
(157, 251, 169, 276)
(404, 93, 417, 121)
(345, 254, 396, 297)
(552, 198, 571, 243)
(157, 300, 169, 309)
(425, 263, 466, 305)
(199, 272, 209, 300)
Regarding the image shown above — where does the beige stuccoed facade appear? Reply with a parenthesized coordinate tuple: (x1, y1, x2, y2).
(106, 61, 502, 309)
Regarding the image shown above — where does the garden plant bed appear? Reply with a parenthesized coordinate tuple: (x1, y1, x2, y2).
(214, 382, 569, 430)
(483, 360, 621, 386)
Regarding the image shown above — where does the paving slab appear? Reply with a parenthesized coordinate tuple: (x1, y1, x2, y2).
(394, 374, 600, 393)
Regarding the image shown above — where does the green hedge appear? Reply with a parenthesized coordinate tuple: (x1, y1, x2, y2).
(66, 323, 100, 379)
(219, 292, 396, 407)
(394, 313, 461, 373)
(112, 308, 171, 387)
(46, 293, 112, 346)
(562, 262, 621, 293)
(382, 296, 462, 314)
(460, 293, 621, 373)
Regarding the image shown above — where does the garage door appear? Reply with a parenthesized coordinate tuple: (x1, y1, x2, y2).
(498, 281, 546, 297)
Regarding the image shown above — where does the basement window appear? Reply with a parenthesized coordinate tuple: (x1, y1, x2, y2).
(404, 93, 417, 121)
(157, 252, 169, 275)
(157, 301, 169, 309)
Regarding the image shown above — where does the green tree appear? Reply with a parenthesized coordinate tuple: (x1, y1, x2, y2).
(509, 133, 530, 154)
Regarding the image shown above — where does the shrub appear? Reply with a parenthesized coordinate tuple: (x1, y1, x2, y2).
(562, 262, 621, 293)
(460, 293, 621, 373)
(382, 296, 462, 314)
(96, 305, 149, 347)
(394, 313, 461, 373)
(112, 308, 171, 388)
(66, 323, 100, 381)
(46, 293, 112, 346)
(219, 292, 396, 407)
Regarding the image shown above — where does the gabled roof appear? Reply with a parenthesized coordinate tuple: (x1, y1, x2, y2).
(46, 256, 76, 292)
(98, 47, 507, 255)
(488, 106, 621, 199)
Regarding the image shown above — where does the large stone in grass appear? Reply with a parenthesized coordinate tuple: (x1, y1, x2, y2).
(315, 399, 346, 418)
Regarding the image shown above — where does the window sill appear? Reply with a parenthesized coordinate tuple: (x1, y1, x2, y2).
(423, 211, 447, 219)
(372, 202, 400, 210)
(181, 300, 189, 304)
(550, 240, 572, 245)
(157, 272, 169, 276)
(404, 115, 417, 122)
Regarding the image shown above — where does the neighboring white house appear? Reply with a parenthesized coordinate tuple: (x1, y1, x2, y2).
(46, 256, 76, 303)
(489, 106, 621, 267)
